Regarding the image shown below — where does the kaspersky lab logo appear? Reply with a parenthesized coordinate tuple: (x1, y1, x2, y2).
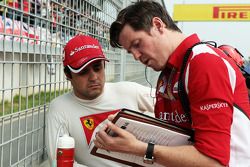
(70, 44, 99, 56)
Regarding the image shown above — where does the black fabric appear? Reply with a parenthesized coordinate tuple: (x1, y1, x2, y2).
(144, 142, 155, 161)
(245, 75, 250, 89)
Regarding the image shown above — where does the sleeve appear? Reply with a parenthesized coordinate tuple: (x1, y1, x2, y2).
(134, 82, 156, 115)
(46, 98, 90, 167)
(187, 53, 233, 165)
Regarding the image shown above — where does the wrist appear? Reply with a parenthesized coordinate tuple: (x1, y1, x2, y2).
(133, 141, 148, 156)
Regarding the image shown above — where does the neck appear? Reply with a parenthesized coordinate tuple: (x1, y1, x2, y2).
(165, 31, 185, 55)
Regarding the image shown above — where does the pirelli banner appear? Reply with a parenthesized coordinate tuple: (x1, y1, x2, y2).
(173, 4, 250, 21)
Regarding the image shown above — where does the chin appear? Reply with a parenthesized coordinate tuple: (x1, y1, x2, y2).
(152, 66, 163, 71)
(87, 94, 100, 100)
(154, 68, 162, 72)
(90, 90, 102, 98)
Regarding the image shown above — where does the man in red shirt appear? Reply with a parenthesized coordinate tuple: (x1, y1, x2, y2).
(94, 1, 250, 167)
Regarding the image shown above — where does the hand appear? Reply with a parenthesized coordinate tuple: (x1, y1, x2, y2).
(94, 122, 146, 155)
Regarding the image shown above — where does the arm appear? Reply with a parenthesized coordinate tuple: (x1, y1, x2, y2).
(134, 82, 156, 114)
(186, 52, 233, 165)
(45, 102, 88, 167)
(94, 122, 224, 167)
(153, 145, 223, 167)
(45, 103, 65, 165)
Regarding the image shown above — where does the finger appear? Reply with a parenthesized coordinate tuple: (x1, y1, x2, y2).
(94, 132, 108, 148)
(106, 122, 126, 137)
(108, 114, 116, 121)
(95, 132, 106, 146)
(99, 123, 108, 131)
(93, 139, 104, 149)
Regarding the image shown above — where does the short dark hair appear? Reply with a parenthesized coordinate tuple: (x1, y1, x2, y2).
(64, 66, 72, 79)
(110, 0, 181, 48)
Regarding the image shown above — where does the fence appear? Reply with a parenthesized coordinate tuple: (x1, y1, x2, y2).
(0, 0, 161, 166)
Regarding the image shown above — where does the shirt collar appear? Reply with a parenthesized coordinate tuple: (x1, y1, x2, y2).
(167, 34, 201, 70)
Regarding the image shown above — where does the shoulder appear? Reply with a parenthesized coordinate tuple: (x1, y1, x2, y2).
(191, 44, 221, 62)
(105, 82, 154, 100)
(50, 92, 72, 106)
(48, 92, 73, 115)
(105, 81, 151, 91)
(189, 44, 231, 73)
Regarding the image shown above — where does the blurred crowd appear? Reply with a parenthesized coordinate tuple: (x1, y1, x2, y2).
(0, 0, 110, 49)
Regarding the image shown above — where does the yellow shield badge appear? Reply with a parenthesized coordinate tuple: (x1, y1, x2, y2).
(83, 118, 94, 130)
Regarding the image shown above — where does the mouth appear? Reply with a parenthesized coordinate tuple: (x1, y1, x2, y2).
(140, 58, 149, 66)
(88, 83, 101, 89)
(144, 59, 150, 67)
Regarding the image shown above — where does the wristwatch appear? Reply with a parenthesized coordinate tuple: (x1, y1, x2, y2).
(143, 142, 155, 164)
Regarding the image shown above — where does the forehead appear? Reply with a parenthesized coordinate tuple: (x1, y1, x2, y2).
(119, 24, 149, 50)
(79, 60, 104, 72)
(72, 60, 104, 77)
(85, 60, 104, 69)
(118, 24, 137, 49)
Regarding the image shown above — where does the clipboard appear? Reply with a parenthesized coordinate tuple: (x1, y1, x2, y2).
(91, 108, 193, 167)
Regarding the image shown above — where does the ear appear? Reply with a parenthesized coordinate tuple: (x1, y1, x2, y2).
(65, 73, 72, 80)
(64, 71, 72, 80)
(64, 67, 72, 80)
(152, 17, 164, 33)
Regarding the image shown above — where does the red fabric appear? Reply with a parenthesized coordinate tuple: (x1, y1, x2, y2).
(63, 35, 108, 68)
(23, 0, 29, 13)
(154, 34, 250, 166)
(8, 1, 19, 9)
(80, 109, 119, 145)
(187, 52, 232, 165)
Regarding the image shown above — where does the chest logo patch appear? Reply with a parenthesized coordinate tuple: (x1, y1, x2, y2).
(83, 118, 94, 130)
(80, 109, 120, 145)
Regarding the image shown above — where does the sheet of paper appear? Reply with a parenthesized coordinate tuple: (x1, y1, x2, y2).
(95, 117, 192, 167)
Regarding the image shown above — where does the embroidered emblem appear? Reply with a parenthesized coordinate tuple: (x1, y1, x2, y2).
(83, 118, 94, 130)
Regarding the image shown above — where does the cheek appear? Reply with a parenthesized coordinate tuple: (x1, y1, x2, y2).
(99, 70, 105, 79)
(151, 44, 167, 62)
(142, 42, 156, 57)
(147, 47, 158, 60)
(71, 77, 86, 88)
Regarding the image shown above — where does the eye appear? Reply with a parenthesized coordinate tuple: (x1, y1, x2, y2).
(132, 41, 140, 49)
(79, 68, 88, 75)
(93, 63, 103, 72)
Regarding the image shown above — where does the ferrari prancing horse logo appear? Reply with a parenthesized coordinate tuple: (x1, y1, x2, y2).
(83, 118, 94, 130)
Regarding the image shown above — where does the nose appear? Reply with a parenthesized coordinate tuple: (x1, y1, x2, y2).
(88, 69, 98, 81)
(131, 49, 141, 61)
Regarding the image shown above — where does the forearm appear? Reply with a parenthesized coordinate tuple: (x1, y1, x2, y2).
(156, 145, 225, 167)
(133, 142, 224, 167)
